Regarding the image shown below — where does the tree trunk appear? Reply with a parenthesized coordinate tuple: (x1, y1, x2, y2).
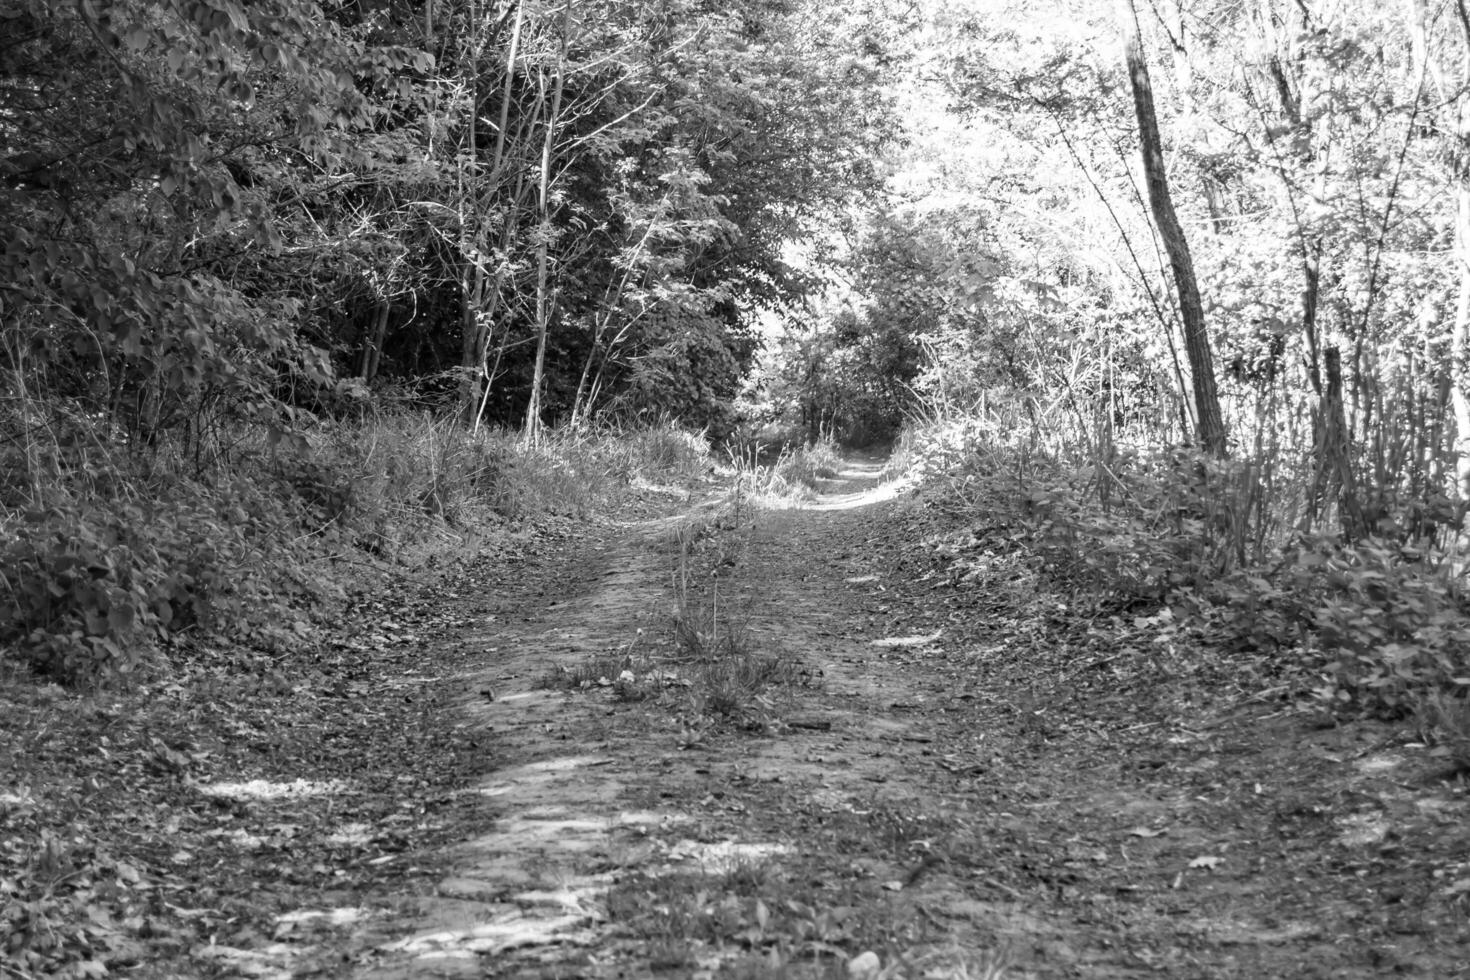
(1117, 0, 1227, 456)
(456, 0, 484, 427)
(458, 264, 487, 424)
(358, 297, 389, 382)
(524, 2, 573, 444)
(522, 72, 557, 444)
(458, 0, 525, 428)
(1447, 2, 1470, 495)
(1311, 347, 1365, 538)
(1450, 186, 1470, 493)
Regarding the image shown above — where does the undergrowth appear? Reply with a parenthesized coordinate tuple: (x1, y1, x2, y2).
(545, 491, 808, 731)
(0, 398, 712, 686)
(898, 416, 1470, 735)
(727, 437, 842, 506)
(539, 638, 684, 703)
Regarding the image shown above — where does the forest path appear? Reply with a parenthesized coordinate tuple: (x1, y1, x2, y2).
(347, 457, 1469, 980)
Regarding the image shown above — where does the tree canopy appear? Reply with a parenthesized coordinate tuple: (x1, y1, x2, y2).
(1, 0, 892, 443)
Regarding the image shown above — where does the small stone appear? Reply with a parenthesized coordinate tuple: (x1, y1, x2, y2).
(847, 950, 881, 979)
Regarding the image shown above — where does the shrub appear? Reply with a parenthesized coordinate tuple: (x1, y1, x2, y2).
(1290, 539, 1470, 714)
(0, 478, 308, 683)
(902, 421, 1470, 718)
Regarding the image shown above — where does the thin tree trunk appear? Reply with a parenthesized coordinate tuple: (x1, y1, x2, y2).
(1117, 0, 1227, 456)
(1311, 347, 1365, 538)
(458, 264, 486, 423)
(570, 227, 655, 427)
(1300, 238, 1323, 395)
(1398, 0, 1470, 520)
(524, 1, 573, 444)
(457, 0, 485, 426)
(1450, 187, 1470, 493)
(569, 332, 599, 429)
(460, 0, 526, 427)
(1447, 2, 1470, 495)
(358, 297, 389, 382)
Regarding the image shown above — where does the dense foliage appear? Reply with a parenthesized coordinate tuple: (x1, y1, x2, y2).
(1, 0, 888, 435)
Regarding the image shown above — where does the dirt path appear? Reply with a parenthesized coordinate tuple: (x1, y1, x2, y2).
(350, 459, 1470, 980)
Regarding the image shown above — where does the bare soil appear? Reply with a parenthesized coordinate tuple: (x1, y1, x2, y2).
(5, 459, 1469, 979)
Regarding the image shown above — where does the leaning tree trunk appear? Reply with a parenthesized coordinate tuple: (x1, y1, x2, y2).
(1117, 0, 1228, 456)
(1310, 347, 1366, 538)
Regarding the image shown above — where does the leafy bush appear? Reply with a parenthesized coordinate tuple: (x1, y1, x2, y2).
(903, 420, 1470, 718)
(0, 479, 308, 683)
(1287, 540, 1470, 714)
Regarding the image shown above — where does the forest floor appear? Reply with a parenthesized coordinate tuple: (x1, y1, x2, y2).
(5, 457, 1470, 979)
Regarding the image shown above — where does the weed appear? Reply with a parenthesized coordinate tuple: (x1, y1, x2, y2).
(724, 437, 842, 507)
(0, 391, 716, 685)
(668, 513, 723, 554)
(540, 640, 684, 702)
(902, 419, 1470, 720)
(1418, 690, 1470, 774)
(671, 543, 803, 727)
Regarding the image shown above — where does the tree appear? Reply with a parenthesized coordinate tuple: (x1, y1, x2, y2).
(1115, 0, 1226, 456)
(0, 0, 416, 448)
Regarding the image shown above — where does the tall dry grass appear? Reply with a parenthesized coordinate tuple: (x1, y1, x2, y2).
(0, 393, 713, 683)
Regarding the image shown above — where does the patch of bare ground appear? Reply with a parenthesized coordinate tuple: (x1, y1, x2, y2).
(354, 454, 1470, 980)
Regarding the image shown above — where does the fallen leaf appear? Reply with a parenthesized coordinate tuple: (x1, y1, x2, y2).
(871, 631, 943, 648)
